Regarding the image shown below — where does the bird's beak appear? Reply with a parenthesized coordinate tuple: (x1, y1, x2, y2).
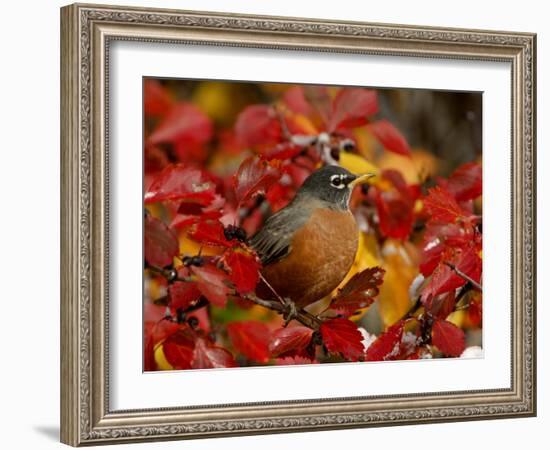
(349, 173, 376, 187)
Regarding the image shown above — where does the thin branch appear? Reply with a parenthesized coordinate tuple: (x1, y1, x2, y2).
(245, 293, 322, 330)
(147, 261, 322, 330)
(443, 261, 482, 292)
(273, 105, 292, 141)
(400, 296, 422, 322)
(258, 273, 285, 305)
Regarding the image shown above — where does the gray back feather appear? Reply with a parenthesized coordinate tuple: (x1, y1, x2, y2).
(249, 195, 318, 266)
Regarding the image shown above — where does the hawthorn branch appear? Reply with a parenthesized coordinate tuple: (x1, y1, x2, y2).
(274, 105, 293, 141)
(147, 261, 322, 330)
(443, 261, 482, 292)
(245, 293, 322, 330)
(400, 296, 422, 322)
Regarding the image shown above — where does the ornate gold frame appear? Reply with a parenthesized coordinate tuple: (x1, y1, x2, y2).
(60, 3, 536, 446)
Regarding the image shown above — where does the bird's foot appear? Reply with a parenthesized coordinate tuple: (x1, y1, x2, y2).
(282, 297, 299, 327)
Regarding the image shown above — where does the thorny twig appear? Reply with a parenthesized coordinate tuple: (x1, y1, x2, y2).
(443, 261, 482, 292)
(146, 262, 322, 331)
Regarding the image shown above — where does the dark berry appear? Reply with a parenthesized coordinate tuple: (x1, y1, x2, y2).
(187, 316, 199, 329)
(165, 268, 178, 282)
(312, 330, 323, 346)
(183, 256, 204, 267)
(341, 139, 356, 151)
(224, 225, 248, 243)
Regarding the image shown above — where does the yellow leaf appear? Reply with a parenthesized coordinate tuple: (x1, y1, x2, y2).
(377, 149, 439, 184)
(290, 113, 318, 135)
(447, 310, 466, 328)
(178, 235, 223, 258)
(154, 343, 173, 370)
(353, 127, 378, 160)
(338, 232, 380, 286)
(377, 239, 419, 326)
(339, 151, 379, 177)
(192, 81, 254, 125)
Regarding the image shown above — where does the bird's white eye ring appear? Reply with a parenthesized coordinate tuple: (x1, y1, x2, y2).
(330, 174, 346, 189)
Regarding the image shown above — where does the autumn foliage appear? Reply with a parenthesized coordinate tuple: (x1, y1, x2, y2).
(143, 79, 483, 371)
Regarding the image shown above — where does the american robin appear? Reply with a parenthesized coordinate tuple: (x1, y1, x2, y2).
(250, 165, 373, 313)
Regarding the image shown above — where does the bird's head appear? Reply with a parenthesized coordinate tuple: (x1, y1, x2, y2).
(297, 165, 375, 210)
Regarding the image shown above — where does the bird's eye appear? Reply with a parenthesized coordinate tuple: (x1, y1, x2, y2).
(330, 174, 346, 189)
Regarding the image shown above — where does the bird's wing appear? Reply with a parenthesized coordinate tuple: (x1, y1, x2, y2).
(249, 204, 313, 266)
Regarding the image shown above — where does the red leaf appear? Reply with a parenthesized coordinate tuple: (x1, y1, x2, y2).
(235, 104, 282, 147)
(177, 202, 205, 216)
(419, 240, 445, 277)
(191, 338, 237, 369)
(269, 326, 313, 357)
(144, 79, 173, 117)
(168, 268, 202, 310)
(421, 263, 460, 302)
(468, 298, 483, 327)
(423, 186, 471, 224)
(226, 321, 271, 363)
(365, 321, 404, 361)
(303, 85, 332, 125)
(424, 222, 475, 249)
(144, 164, 216, 205)
(162, 331, 195, 370)
(329, 267, 385, 316)
(374, 191, 415, 240)
(329, 88, 378, 132)
(371, 170, 416, 240)
(144, 329, 157, 371)
(283, 86, 313, 116)
(424, 291, 456, 320)
(144, 144, 170, 174)
(172, 140, 208, 165)
(144, 302, 168, 324)
(233, 156, 282, 205)
(188, 220, 232, 248)
(368, 120, 411, 156)
(171, 197, 224, 229)
(148, 102, 212, 146)
(276, 356, 318, 365)
(143, 304, 179, 346)
(421, 246, 481, 302)
(223, 250, 260, 294)
(432, 319, 465, 357)
(144, 214, 179, 267)
(264, 143, 303, 161)
(191, 264, 232, 308)
(320, 318, 365, 361)
(265, 182, 294, 213)
(454, 246, 482, 284)
(144, 317, 180, 370)
(382, 169, 417, 201)
(445, 162, 482, 202)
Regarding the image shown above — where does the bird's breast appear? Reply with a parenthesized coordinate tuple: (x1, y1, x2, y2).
(260, 208, 359, 308)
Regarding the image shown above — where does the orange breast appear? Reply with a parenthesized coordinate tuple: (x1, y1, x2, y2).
(260, 208, 358, 308)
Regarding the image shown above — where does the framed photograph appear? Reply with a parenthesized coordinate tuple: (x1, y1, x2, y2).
(60, 3, 536, 446)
